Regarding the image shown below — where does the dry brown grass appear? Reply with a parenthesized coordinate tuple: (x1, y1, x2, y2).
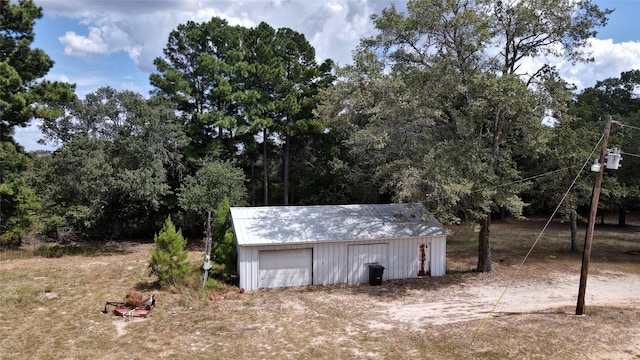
(1, 214, 640, 359)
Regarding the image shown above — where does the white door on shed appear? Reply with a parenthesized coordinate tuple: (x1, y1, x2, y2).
(347, 244, 388, 284)
(259, 248, 313, 288)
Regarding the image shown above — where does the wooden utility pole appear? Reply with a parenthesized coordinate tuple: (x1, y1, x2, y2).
(576, 115, 612, 315)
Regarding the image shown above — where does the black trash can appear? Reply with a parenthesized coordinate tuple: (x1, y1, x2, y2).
(368, 264, 385, 286)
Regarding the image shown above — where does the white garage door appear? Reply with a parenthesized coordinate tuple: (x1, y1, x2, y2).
(347, 244, 388, 284)
(259, 249, 313, 288)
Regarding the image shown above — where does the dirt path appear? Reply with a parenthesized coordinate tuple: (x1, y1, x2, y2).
(374, 271, 640, 328)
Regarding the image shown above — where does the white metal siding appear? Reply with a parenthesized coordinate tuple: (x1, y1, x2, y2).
(313, 242, 347, 285)
(430, 236, 447, 276)
(347, 243, 388, 283)
(237, 236, 446, 291)
(258, 249, 312, 288)
(238, 246, 259, 292)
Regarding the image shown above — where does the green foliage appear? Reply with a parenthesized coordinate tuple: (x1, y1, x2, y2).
(0, 142, 40, 247)
(150, 17, 247, 163)
(151, 17, 334, 206)
(178, 159, 246, 215)
(0, 0, 76, 133)
(148, 216, 190, 288)
(211, 198, 236, 276)
(36, 87, 189, 239)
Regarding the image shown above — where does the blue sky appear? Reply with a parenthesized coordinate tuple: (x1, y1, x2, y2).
(14, 0, 640, 151)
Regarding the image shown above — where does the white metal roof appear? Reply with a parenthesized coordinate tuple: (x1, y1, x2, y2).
(231, 203, 446, 246)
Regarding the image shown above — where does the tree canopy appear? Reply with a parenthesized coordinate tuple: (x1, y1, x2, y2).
(318, 0, 611, 271)
(150, 17, 334, 206)
(0, 0, 75, 136)
(35, 87, 189, 238)
(7, 0, 640, 283)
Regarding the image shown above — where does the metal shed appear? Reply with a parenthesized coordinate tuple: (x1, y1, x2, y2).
(231, 203, 447, 291)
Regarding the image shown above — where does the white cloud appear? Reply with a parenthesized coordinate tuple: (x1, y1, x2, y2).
(115, 81, 148, 95)
(39, 0, 387, 72)
(560, 38, 640, 90)
(60, 29, 109, 58)
(45, 0, 640, 89)
(59, 18, 144, 63)
(511, 38, 640, 91)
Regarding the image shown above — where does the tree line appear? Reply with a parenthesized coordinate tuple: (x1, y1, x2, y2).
(2, 0, 639, 273)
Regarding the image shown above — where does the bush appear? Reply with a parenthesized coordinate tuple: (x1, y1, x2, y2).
(212, 198, 237, 277)
(148, 216, 190, 288)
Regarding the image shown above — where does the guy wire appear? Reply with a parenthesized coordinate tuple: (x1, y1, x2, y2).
(470, 132, 605, 345)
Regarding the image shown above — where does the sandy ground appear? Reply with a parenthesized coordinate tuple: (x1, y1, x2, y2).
(376, 270, 640, 328)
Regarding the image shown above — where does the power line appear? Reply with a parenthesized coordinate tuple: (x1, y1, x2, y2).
(612, 120, 640, 132)
(621, 151, 640, 159)
(489, 165, 582, 190)
(471, 131, 604, 344)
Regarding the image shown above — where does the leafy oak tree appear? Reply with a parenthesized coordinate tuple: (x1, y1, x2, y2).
(177, 159, 247, 217)
(320, 0, 610, 272)
(38, 87, 188, 239)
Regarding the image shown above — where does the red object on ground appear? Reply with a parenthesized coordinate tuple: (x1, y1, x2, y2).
(113, 307, 152, 318)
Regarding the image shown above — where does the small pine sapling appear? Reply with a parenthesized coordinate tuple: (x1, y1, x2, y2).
(148, 216, 190, 288)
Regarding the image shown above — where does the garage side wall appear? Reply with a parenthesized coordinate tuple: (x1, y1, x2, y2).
(237, 245, 259, 292)
(430, 236, 447, 276)
(237, 236, 446, 291)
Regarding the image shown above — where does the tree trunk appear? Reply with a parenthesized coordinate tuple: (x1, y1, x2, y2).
(570, 210, 578, 252)
(477, 111, 503, 273)
(110, 216, 122, 240)
(283, 131, 290, 205)
(618, 206, 626, 227)
(477, 215, 492, 272)
(250, 160, 256, 206)
(263, 128, 269, 206)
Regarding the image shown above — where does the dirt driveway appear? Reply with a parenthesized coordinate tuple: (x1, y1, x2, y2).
(376, 270, 640, 328)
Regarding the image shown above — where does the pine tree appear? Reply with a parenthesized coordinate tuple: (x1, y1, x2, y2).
(148, 216, 190, 288)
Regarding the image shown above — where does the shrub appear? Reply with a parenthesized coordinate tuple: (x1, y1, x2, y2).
(212, 198, 237, 277)
(148, 216, 190, 288)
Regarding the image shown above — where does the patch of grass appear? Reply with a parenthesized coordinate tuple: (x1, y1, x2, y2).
(3, 283, 40, 307)
(32, 243, 105, 258)
(0, 248, 35, 261)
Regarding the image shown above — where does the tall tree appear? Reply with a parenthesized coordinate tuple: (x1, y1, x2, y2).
(152, 18, 333, 206)
(571, 70, 640, 225)
(269, 27, 334, 204)
(150, 18, 245, 164)
(321, 0, 610, 272)
(241, 21, 278, 205)
(38, 87, 188, 239)
(0, 0, 75, 140)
